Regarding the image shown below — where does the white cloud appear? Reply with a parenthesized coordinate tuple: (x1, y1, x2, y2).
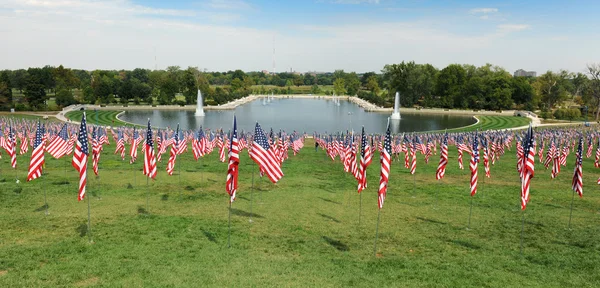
(469, 8, 498, 14)
(204, 0, 252, 10)
(331, 0, 380, 4)
(0, 0, 592, 74)
(497, 24, 530, 33)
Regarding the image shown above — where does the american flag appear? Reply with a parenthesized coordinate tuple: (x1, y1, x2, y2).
(19, 132, 28, 155)
(27, 121, 45, 181)
(115, 128, 125, 160)
(47, 123, 69, 159)
(595, 137, 600, 168)
(166, 124, 179, 176)
(457, 136, 465, 170)
(92, 127, 101, 176)
(193, 127, 206, 160)
(218, 132, 227, 163)
(469, 131, 479, 196)
(129, 128, 140, 164)
(377, 122, 391, 209)
(544, 139, 555, 169)
(552, 143, 561, 178)
(8, 125, 16, 168)
(521, 125, 535, 210)
(482, 137, 490, 178)
(249, 123, 283, 183)
(143, 120, 157, 179)
(572, 135, 583, 197)
(410, 136, 417, 175)
(226, 116, 239, 203)
(436, 131, 448, 180)
(357, 127, 372, 193)
(72, 113, 89, 201)
(586, 135, 593, 158)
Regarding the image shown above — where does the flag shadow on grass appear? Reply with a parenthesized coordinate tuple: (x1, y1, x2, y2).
(317, 197, 341, 205)
(317, 213, 340, 223)
(322, 236, 349, 251)
(76, 223, 88, 237)
(416, 217, 447, 225)
(230, 208, 264, 219)
(33, 204, 49, 212)
(202, 229, 217, 243)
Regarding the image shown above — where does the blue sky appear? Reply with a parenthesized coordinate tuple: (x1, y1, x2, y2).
(0, 0, 598, 74)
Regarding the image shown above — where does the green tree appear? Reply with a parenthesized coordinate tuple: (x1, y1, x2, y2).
(435, 64, 466, 108)
(0, 71, 12, 110)
(511, 76, 536, 110)
(333, 78, 346, 95)
(344, 72, 360, 95)
(182, 68, 198, 104)
(533, 70, 570, 110)
(55, 88, 77, 107)
(365, 75, 380, 95)
(24, 68, 47, 109)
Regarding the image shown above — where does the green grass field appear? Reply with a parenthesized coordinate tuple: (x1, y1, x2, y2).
(0, 135, 599, 287)
(65, 111, 134, 127)
(443, 115, 532, 132)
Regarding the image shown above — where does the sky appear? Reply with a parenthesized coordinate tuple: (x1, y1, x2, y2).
(0, 0, 598, 74)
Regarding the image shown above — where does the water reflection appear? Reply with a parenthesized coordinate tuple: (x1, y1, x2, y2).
(119, 98, 475, 133)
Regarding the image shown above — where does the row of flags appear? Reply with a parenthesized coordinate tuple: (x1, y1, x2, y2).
(7, 115, 304, 203)
(315, 124, 590, 211)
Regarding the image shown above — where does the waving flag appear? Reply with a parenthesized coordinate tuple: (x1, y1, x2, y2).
(357, 127, 372, 193)
(226, 116, 239, 203)
(129, 128, 140, 164)
(378, 122, 391, 209)
(143, 120, 157, 179)
(573, 135, 583, 197)
(7, 125, 16, 168)
(250, 123, 283, 183)
(92, 127, 101, 176)
(115, 128, 125, 160)
(27, 121, 45, 181)
(521, 125, 535, 210)
(469, 131, 479, 196)
(47, 123, 69, 159)
(166, 124, 179, 175)
(72, 113, 89, 201)
(436, 131, 448, 180)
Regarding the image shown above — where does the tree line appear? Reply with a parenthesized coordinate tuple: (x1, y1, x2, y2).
(1, 63, 599, 119)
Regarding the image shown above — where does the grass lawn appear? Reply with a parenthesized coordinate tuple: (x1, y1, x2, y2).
(64, 110, 135, 127)
(0, 134, 599, 287)
(441, 115, 532, 132)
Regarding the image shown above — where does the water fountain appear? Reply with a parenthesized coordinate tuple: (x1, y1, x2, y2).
(195, 89, 205, 117)
(391, 91, 401, 120)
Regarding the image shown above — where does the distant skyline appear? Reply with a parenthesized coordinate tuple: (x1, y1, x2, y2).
(0, 0, 598, 74)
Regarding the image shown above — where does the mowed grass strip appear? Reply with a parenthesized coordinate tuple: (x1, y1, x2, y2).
(0, 134, 599, 287)
(443, 115, 531, 133)
(65, 110, 135, 127)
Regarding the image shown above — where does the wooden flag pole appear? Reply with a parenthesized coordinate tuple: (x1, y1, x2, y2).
(520, 209, 526, 255)
(87, 188, 92, 243)
(568, 189, 575, 230)
(467, 195, 474, 230)
(95, 110, 101, 200)
(228, 200, 232, 248)
(249, 165, 255, 223)
(358, 192, 362, 226)
(373, 208, 381, 257)
(146, 176, 149, 213)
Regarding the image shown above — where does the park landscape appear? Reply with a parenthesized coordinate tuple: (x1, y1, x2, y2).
(2, 0, 600, 287)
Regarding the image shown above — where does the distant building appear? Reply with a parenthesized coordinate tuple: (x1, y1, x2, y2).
(514, 69, 537, 77)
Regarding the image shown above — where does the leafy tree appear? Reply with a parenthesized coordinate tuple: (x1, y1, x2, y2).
(0, 71, 12, 110)
(533, 70, 570, 110)
(181, 68, 197, 104)
(304, 74, 315, 85)
(293, 75, 304, 87)
(24, 68, 47, 109)
(55, 88, 77, 107)
(344, 72, 360, 96)
(512, 76, 536, 110)
(333, 78, 346, 95)
(586, 64, 600, 120)
(365, 75, 380, 95)
(435, 64, 466, 108)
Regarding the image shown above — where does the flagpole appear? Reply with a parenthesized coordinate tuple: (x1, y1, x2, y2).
(146, 176, 149, 213)
(568, 189, 575, 230)
(520, 209, 526, 255)
(95, 109, 100, 200)
(358, 192, 362, 226)
(373, 208, 381, 256)
(250, 165, 254, 223)
(228, 200, 232, 248)
(467, 195, 473, 230)
(87, 188, 92, 243)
